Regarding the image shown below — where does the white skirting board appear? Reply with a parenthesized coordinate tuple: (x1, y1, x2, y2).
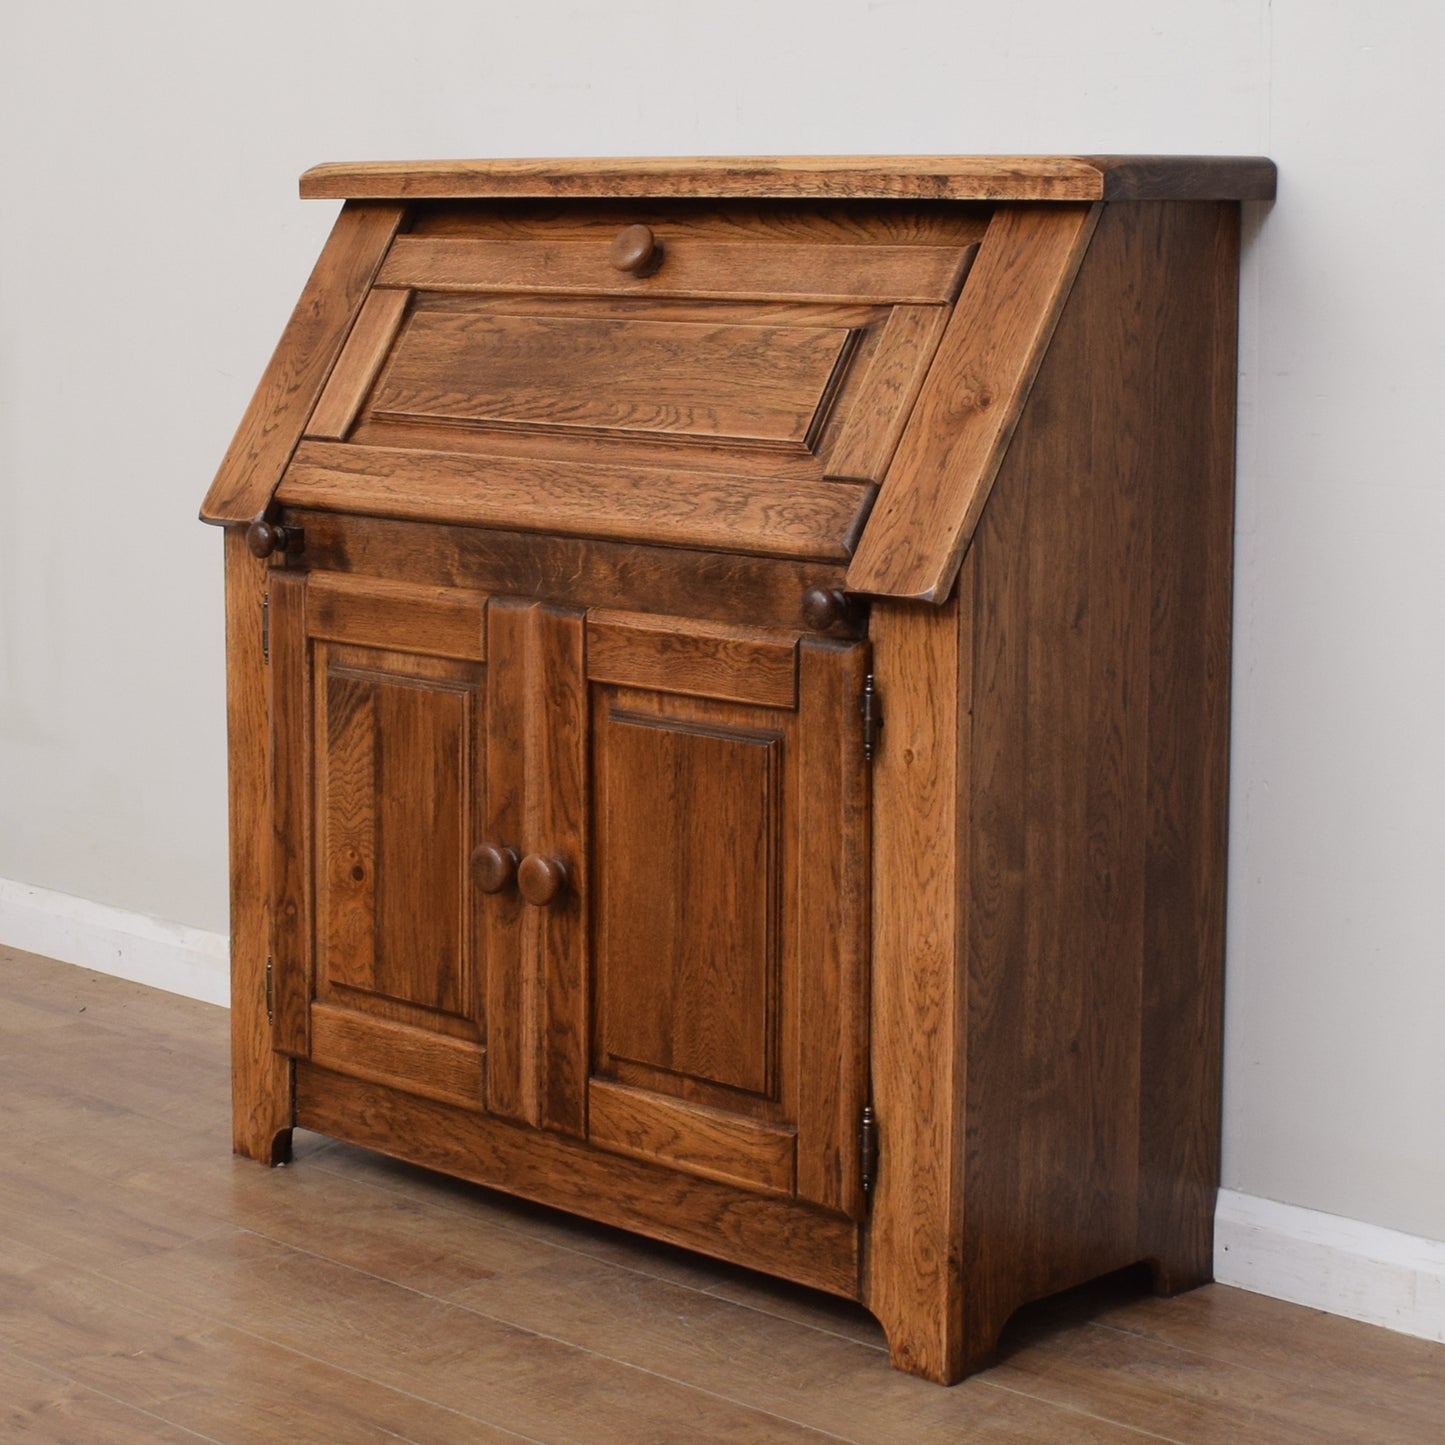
(0, 877, 230, 1008)
(3, 875, 1443, 1346)
(1214, 1188, 1445, 1344)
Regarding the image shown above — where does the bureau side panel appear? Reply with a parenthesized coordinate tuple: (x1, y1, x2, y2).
(960, 200, 1238, 1344)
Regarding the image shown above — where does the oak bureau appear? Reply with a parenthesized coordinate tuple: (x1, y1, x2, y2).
(200, 155, 1275, 1382)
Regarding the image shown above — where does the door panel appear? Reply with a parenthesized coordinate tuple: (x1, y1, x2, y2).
(268, 571, 490, 1109)
(593, 708, 780, 1098)
(585, 619, 871, 1217)
(316, 646, 479, 1025)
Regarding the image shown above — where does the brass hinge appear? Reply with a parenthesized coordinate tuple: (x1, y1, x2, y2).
(261, 591, 270, 664)
(859, 1103, 879, 1199)
(860, 674, 881, 762)
(265, 955, 274, 1024)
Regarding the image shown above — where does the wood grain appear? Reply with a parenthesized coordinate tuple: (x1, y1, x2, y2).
(826, 303, 954, 481)
(297, 1064, 861, 1296)
(588, 1079, 797, 1195)
(201, 202, 404, 524)
(300, 155, 1277, 203)
(793, 638, 871, 1219)
(847, 203, 1100, 601)
(586, 609, 798, 707)
(223, 531, 292, 1163)
(378, 233, 972, 305)
(308, 1003, 485, 1112)
(370, 308, 853, 449)
(862, 595, 969, 1380)
(305, 570, 487, 660)
(277, 440, 871, 562)
(306, 285, 410, 441)
(266, 570, 312, 1060)
(590, 700, 781, 1099)
(480, 601, 589, 1137)
(949, 199, 1244, 1373)
(292, 511, 858, 636)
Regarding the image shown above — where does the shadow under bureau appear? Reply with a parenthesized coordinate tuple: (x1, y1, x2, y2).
(200, 154, 1275, 1383)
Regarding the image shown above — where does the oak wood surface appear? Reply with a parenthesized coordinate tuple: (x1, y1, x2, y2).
(201, 202, 404, 525)
(826, 302, 954, 481)
(305, 285, 410, 441)
(6, 950, 1441, 1443)
(305, 569, 488, 660)
(587, 1079, 797, 1195)
(291, 511, 860, 636)
(276, 439, 871, 561)
(297, 1064, 861, 1296)
(861, 595, 969, 1380)
(586, 608, 798, 707)
(223, 532, 293, 1163)
(847, 202, 1099, 600)
(952, 199, 1242, 1366)
(379, 233, 972, 305)
(405, 198, 991, 246)
(300, 154, 1278, 202)
(369, 307, 854, 448)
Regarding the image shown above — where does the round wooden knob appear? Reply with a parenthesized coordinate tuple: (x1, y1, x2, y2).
(246, 517, 283, 558)
(609, 223, 662, 276)
(802, 587, 849, 631)
(518, 853, 569, 906)
(471, 843, 518, 894)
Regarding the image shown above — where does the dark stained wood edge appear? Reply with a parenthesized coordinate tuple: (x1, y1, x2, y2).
(289, 511, 859, 638)
(224, 531, 293, 1163)
(200, 202, 406, 525)
(847, 203, 1100, 602)
(299, 156, 1275, 203)
(1136, 201, 1239, 1293)
(295, 1063, 861, 1297)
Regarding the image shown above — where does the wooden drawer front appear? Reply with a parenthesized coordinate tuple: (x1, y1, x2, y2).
(378, 231, 972, 306)
(369, 309, 855, 451)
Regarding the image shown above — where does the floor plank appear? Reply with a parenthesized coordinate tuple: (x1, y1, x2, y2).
(2, 946, 1444, 1444)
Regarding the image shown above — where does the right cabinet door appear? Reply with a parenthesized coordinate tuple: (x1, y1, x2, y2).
(582, 610, 872, 1220)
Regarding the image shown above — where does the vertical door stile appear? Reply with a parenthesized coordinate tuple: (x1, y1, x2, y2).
(267, 569, 312, 1058)
(482, 598, 589, 1135)
(532, 604, 589, 1136)
(483, 600, 531, 1123)
(794, 637, 872, 1218)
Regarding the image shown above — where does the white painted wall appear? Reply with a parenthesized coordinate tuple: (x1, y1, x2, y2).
(2, 1, 1441, 1247)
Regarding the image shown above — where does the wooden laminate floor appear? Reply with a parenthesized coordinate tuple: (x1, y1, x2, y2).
(1, 946, 1442, 1443)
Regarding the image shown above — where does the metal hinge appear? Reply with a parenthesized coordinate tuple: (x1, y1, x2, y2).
(859, 1104, 879, 1199)
(261, 591, 270, 664)
(860, 674, 881, 762)
(265, 955, 274, 1023)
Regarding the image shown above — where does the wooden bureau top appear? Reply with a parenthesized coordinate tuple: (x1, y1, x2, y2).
(299, 155, 1276, 204)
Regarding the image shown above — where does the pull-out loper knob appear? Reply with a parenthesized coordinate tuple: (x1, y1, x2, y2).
(609, 223, 663, 277)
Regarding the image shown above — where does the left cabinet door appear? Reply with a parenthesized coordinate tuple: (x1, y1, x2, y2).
(267, 569, 495, 1112)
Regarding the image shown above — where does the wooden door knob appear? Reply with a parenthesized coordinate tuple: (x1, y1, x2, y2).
(609, 224, 662, 276)
(245, 514, 303, 559)
(471, 842, 518, 893)
(518, 853, 569, 906)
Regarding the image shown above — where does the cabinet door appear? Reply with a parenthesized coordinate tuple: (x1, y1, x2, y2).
(582, 612, 872, 1219)
(268, 570, 493, 1111)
